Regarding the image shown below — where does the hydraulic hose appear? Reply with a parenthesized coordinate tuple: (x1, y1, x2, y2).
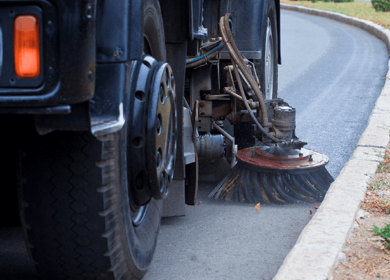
(219, 14, 269, 128)
(232, 61, 281, 143)
(186, 43, 226, 68)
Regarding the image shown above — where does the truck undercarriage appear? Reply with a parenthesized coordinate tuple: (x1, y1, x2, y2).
(0, 0, 288, 279)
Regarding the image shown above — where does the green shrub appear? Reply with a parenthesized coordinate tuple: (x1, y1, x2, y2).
(372, 0, 390, 12)
(372, 223, 390, 249)
(334, 0, 354, 3)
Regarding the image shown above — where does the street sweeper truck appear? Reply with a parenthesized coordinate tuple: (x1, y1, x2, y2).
(0, 0, 332, 279)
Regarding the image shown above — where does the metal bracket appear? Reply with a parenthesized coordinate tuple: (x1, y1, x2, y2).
(89, 62, 129, 137)
(183, 106, 196, 165)
(91, 103, 125, 137)
(212, 121, 237, 167)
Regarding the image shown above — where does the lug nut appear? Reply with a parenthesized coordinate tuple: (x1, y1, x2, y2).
(156, 116, 162, 134)
(156, 150, 162, 168)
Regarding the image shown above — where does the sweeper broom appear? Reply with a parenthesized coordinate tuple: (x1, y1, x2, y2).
(206, 14, 334, 204)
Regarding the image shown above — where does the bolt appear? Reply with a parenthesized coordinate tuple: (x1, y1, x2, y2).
(309, 154, 313, 162)
(156, 150, 162, 168)
(159, 173, 165, 191)
(88, 71, 93, 82)
(48, 66, 54, 77)
(86, 4, 93, 18)
(199, 102, 204, 107)
(156, 116, 162, 134)
(112, 48, 123, 59)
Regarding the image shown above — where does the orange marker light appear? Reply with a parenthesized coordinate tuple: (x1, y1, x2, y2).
(14, 15, 40, 78)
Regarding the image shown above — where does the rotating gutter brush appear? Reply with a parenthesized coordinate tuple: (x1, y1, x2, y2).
(208, 14, 334, 204)
(209, 145, 333, 204)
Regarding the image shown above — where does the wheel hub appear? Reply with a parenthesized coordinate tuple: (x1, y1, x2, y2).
(127, 55, 177, 208)
(146, 62, 177, 200)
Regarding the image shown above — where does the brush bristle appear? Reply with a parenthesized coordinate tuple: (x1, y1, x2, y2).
(208, 162, 334, 204)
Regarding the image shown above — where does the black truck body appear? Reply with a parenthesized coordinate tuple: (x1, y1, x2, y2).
(0, 1, 281, 279)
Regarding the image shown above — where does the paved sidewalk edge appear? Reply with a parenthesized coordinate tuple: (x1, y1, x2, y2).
(274, 4, 390, 280)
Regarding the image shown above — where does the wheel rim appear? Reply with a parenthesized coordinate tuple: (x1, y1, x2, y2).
(147, 65, 177, 200)
(131, 204, 147, 227)
(127, 36, 160, 226)
(127, 56, 177, 207)
(264, 17, 274, 100)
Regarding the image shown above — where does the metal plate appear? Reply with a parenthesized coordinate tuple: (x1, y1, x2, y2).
(237, 147, 329, 173)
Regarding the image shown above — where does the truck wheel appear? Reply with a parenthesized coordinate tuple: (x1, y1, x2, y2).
(255, 0, 278, 100)
(18, 131, 160, 280)
(18, 1, 171, 279)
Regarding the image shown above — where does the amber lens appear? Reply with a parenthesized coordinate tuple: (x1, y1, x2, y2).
(14, 15, 40, 78)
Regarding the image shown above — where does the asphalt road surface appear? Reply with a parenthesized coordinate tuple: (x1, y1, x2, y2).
(145, 10, 388, 280)
(0, 10, 388, 280)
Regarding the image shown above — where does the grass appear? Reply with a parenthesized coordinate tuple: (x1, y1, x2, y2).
(281, 0, 390, 29)
(372, 223, 390, 249)
(377, 163, 390, 173)
(381, 200, 390, 214)
(377, 150, 390, 173)
(367, 179, 389, 190)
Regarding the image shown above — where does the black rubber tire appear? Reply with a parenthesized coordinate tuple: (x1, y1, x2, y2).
(0, 116, 22, 227)
(17, 1, 167, 279)
(254, 0, 278, 100)
(143, 0, 166, 61)
(18, 130, 163, 280)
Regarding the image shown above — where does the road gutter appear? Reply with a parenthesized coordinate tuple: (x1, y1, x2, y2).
(274, 4, 390, 280)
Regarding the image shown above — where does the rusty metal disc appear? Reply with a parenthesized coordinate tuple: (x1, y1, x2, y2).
(236, 147, 329, 174)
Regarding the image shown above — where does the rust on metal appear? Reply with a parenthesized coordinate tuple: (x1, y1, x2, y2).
(236, 147, 329, 171)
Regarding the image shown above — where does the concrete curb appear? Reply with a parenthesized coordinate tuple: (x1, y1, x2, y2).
(274, 5, 390, 280)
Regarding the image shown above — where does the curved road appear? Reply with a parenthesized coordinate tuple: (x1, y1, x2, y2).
(278, 11, 388, 178)
(0, 9, 388, 280)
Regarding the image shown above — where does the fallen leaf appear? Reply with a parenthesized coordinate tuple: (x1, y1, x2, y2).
(355, 219, 360, 226)
(380, 245, 385, 251)
(197, 201, 202, 205)
(314, 206, 319, 209)
(255, 203, 260, 212)
(348, 254, 352, 257)
(310, 210, 312, 215)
